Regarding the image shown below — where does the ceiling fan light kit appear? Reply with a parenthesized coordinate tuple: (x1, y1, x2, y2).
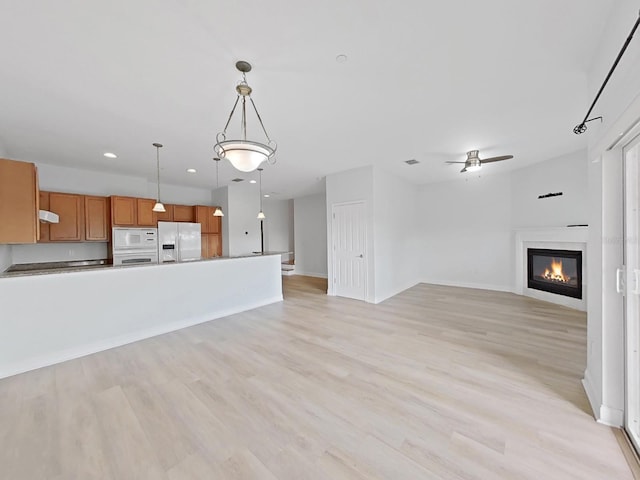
(215, 61, 277, 172)
(446, 149, 514, 173)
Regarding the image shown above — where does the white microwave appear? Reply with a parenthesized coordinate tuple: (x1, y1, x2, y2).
(112, 227, 158, 251)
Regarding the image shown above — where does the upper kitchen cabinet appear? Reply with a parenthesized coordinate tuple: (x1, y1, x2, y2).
(84, 195, 109, 241)
(173, 205, 195, 223)
(155, 204, 174, 223)
(49, 192, 84, 241)
(111, 196, 136, 226)
(39, 191, 50, 242)
(111, 196, 158, 227)
(195, 206, 221, 234)
(136, 198, 156, 226)
(0, 158, 39, 244)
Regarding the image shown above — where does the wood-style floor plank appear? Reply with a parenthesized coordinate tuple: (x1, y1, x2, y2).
(0, 276, 633, 479)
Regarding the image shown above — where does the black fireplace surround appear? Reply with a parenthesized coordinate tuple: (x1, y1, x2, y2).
(527, 248, 582, 299)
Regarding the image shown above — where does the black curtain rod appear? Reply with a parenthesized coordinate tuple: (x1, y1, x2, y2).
(574, 10, 640, 134)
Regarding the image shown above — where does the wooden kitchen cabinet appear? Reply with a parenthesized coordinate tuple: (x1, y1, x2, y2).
(195, 205, 222, 233)
(0, 158, 39, 244)
(111, 196, 137, 226)
(49, 192, 84, 241)
(84, 195, 109, 241)
(137, 198, 156, 226)
(39, 191, 50, 242)
(173, 205, 195, 223)
(201, 233, 222, 259)
(155, 204, 173, 223)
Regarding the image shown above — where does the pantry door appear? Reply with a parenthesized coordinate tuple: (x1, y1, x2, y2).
(332, 201, 367, 301)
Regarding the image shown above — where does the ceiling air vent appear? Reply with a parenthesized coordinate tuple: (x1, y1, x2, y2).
(405, 159, 419, 165)
(231, 178, 244, 182)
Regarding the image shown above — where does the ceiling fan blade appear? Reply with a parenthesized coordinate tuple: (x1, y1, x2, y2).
(460, 166, 467, 173)
(481, 155, 513, 164)
(445, 161, 466, 164)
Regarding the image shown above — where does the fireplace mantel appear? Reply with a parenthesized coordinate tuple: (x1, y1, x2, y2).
(514, 227, 588, 311)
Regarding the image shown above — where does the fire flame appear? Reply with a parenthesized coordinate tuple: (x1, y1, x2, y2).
(542, 258, 570, 283)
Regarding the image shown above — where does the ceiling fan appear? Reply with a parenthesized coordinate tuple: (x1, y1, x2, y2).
(446, 150, 514, 173)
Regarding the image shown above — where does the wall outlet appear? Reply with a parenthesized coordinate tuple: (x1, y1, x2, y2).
(68, 249, 75, 257)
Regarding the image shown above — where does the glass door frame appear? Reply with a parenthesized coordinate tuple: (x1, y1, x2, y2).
(624, 132, 640, 451)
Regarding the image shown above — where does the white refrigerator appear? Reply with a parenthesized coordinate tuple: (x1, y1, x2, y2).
(157, 222, 202, 263)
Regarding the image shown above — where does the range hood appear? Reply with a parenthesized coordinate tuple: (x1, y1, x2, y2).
(39, 210, 59, 224)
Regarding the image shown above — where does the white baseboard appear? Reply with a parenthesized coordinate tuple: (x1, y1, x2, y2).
(295, 271, 328, 279)
(599, 405, 624, 428)
(281, 269, 296, 276)
(421, 279, 514, 293)
(582, 370, 600, 419)
(374, 281, 421, 304)
(0, 295, 283, 380)
(582, 370, 623, 427)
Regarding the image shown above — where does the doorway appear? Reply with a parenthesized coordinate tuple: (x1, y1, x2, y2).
(624, 132, 640, 450)
(332, 201, 367, 301)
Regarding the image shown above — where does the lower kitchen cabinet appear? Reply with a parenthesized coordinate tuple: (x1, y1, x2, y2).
(49, 192, 83, 241)
(201, 234, 222, 259)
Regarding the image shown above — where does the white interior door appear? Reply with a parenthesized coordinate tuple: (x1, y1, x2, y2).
(332, 202, 367, 301)
(624, 133, 640, 450)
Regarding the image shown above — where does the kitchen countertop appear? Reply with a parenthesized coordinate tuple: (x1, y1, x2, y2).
(1, 252, 289, 278)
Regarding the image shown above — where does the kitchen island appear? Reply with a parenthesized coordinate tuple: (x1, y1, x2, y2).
(0, 254, 283, 378)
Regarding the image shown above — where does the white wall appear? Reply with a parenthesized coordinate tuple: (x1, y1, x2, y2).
(294, 193, 327, 278)
(510, 150, 589, 228)
(264, 199, 294, 260)
(326, 166, 375, 302)
(373, 169, 420, 303)
(0, 255, 283, 379)
(226, 181, 262, 256)
(11, 242, 108, 264)
(419, 150, 589, 292)
(37, 162, 213, 203)
(420, 172, 514, 291)
(582, 0, 640, 426)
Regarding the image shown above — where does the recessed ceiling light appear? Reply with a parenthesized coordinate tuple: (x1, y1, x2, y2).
(103, 152, 117, 158)
(264, 194, 270, 198)
(249, 179, 257, 184)
(336, 54, 348, 63)
(186, 168, 197, 173)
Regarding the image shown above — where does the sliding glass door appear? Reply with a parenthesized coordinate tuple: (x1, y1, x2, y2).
(625, 133, 640, 450)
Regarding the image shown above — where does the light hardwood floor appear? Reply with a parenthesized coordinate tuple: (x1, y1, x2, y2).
(0, 276, 633, 479)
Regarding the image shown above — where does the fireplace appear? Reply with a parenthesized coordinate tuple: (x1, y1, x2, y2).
(527, 248, 582, 299)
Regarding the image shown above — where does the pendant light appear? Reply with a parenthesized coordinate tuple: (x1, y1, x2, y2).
(257, 168, 266, 220)
(213, 157, 224, 217)
(152, 143, 166, 213)
(214, 61, 277, 172)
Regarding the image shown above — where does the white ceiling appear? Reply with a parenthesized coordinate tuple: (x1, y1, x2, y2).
(0, 1, 615, 199)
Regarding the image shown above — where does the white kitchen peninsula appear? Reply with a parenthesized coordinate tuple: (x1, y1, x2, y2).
(0, 254, 283, 378)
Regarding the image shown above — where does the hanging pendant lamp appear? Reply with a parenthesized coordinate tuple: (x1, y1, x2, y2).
(213, 157, 224, 217)
(152, 143, 166, 213)
(214, 61, 277, 173)
(257, 168, 266, 220)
